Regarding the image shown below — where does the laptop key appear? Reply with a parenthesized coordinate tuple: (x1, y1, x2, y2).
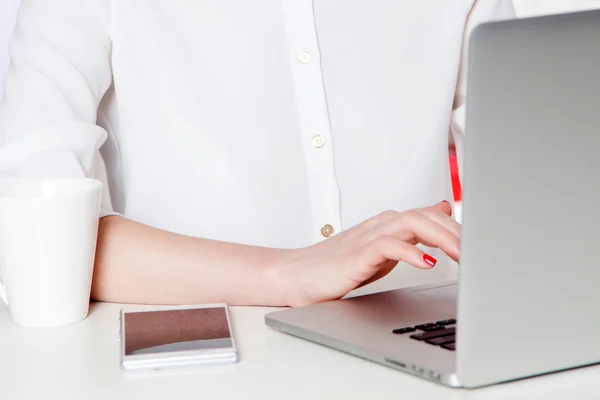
(436, 319, 456, 326)
(410, 327, 455, 341)
(426, 335, 456, 346)
(414, 323, 437, 331)
(392, 327, 416, 335)
(441, 343, 456, 351)
(421, 325, 445, 333)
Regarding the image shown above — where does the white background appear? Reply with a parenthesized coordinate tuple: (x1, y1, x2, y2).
(3, 0, 600, 99)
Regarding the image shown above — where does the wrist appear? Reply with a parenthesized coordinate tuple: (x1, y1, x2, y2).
(260, 248, 305, 307)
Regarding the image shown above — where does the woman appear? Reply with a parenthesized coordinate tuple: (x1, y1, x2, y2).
(0, 0, 514, 306)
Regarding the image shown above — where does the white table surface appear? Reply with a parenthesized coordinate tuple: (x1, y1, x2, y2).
(2, 279, 600, 400)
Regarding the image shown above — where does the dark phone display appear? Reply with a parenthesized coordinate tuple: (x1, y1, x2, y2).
(124, 307, 232, 356)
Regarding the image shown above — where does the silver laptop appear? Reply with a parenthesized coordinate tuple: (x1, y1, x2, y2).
(265, 10, 600, 388)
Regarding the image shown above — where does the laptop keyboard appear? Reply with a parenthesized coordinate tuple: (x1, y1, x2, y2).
(392, 319, 456, 351)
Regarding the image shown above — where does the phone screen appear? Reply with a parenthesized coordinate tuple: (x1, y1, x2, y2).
(123, 307, 233, 356)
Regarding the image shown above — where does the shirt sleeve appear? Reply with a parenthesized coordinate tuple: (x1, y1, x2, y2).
(451, 0, 516, 184)
(0, 0, 119, 217)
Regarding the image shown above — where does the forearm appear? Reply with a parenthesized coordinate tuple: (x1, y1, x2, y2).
(91, 216, 289, 306)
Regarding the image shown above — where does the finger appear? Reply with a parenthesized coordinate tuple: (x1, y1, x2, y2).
(420, 206, 461, 238)
(359, 202, 452, 243)
(351, 235, 435, 289)
(435, 200, 453, 217)
(362, 235, 438, 273)
(387, 211, 460, 262)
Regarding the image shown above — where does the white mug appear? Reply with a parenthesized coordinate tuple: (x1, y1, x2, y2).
(0, 178, 102, 327)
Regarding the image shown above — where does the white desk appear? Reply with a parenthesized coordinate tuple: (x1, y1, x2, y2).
(2, 286, 600, 400)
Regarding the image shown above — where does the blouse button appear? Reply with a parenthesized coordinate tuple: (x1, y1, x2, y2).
(321, 224, 335, 238)
(297, 51, 312, 64)
(311, 135, 325, 148)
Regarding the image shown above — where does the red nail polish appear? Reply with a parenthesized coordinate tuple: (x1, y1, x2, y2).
(423, 254, 437, 267)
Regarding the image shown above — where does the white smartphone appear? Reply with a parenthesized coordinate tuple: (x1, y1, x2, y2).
(119, 303, 238, 371)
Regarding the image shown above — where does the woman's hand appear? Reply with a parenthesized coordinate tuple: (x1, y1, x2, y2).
(268, 201, 460, 307)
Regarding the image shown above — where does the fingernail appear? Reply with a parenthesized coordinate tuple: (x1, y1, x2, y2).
(423, 254, 437, 267)
(442, 200, 451, 206)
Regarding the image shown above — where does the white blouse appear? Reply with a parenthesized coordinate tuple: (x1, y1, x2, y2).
(0, 0, 514, 284)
